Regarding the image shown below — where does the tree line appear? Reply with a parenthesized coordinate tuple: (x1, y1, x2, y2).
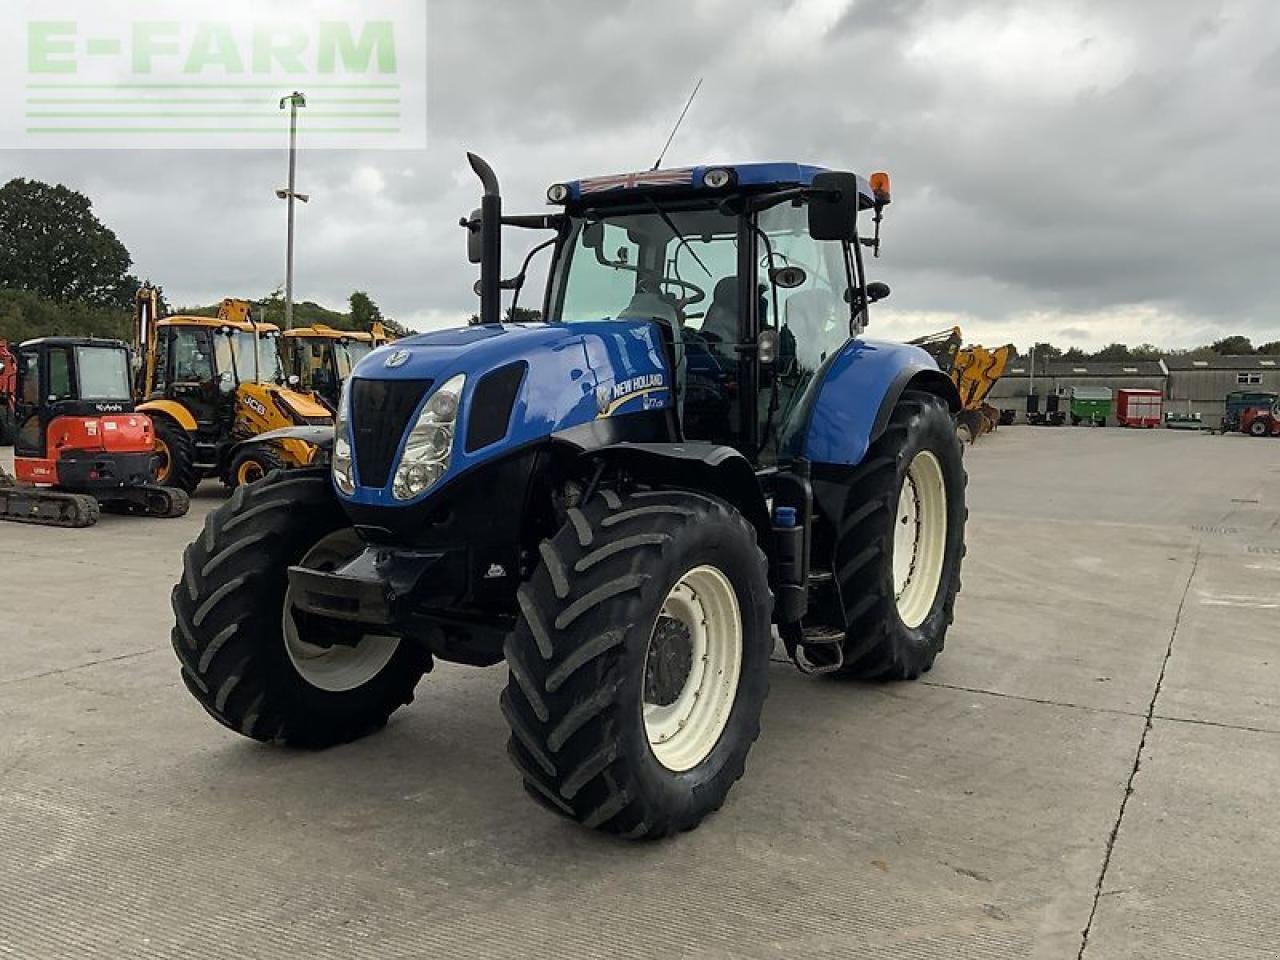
(1023, 336, 1280, 362)
(0, 177, 407, 344)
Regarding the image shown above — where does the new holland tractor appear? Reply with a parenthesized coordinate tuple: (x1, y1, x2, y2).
(170, 156, 966, 839)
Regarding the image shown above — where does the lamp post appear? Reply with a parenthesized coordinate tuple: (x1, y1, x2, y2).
(277, 91, 309, 330)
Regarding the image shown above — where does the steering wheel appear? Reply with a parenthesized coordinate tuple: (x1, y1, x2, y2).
(658, 276, 706, 308)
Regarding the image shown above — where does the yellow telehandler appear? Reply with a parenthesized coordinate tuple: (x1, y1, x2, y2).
(134, 286, 333, 491)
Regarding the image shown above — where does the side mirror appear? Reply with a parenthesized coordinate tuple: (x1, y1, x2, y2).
(808, 171, 860, 242)
(287, 374, 301, 387)
(465, 208, 483, 264)
(218, 370, 235, 394)
(866, 282, 891, 304)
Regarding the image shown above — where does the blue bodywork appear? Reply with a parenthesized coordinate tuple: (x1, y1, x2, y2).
(342, 320, 943, 507)
(784, 339, 944, 466)
(342, 320, 672, 506)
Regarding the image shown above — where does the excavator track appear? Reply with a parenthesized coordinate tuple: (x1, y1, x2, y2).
(100, 485, 191, 519)
(0, 470, 101, 528)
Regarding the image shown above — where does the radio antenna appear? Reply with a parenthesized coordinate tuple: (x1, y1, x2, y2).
(651, 78, 703, 170)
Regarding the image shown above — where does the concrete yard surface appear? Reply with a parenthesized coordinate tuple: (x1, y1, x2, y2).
(1, 428, 1277, 959)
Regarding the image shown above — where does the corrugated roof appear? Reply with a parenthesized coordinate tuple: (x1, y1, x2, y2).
(1163, 355, 1280, 370)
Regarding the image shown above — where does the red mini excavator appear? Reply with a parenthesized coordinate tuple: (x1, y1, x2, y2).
(0, 337, 189, 528)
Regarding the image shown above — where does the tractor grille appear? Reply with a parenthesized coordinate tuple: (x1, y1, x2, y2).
(350, 378, 433, 488)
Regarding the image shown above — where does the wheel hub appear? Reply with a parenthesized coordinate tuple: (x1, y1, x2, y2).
(892, 450, 948, 629)
(643, 565, 743, 772)
(645, 616, 694, 706)
(282, 530, 401, 693)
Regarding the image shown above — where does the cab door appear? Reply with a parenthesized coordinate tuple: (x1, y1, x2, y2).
(13, 346, 45, 459)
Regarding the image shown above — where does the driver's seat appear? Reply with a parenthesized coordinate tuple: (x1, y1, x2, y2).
(700, 277, 739, 347)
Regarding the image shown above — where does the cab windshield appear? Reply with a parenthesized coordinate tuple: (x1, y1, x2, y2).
(74, 346, 131, 400)
(334, 340, 373, 379)
(231, 331, 283, 383)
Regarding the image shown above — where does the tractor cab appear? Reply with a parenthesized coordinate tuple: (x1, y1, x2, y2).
(280, 324, 386, 410)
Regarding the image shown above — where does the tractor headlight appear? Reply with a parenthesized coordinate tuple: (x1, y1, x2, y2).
(393, 374, 465, 500)
(702, 167, 734, 189)
(332, 382, 355, 495)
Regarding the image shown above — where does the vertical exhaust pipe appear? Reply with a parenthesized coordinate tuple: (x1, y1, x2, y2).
(467, 153, 502, 326)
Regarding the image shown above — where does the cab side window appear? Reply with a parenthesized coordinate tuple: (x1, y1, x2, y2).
(19, 350, 39, 404)
(172, 329, 214, 383)
(47, 348, 74, 401)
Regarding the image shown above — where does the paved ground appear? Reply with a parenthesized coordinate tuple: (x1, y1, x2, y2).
(1, 427, 1277, 959)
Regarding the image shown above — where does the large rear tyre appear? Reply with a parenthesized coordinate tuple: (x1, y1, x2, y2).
(152, 418, 199, 494)
(502, 489, 772, 839)
(826, 390, 966, 680)
(170, 469, 429, 746)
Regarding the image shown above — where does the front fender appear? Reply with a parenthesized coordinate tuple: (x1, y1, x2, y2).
(238, 425, 332, 467)
(783, 338, 960, 467)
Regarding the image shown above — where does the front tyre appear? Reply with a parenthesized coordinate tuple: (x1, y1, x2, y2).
(502, 489, 772, 839)
(152, 418, 199, 493)
(170, 469, 429, 746)
(828, 390, 966, 680)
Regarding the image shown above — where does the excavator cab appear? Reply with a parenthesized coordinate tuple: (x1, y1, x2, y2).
(0, 337, 188, 528)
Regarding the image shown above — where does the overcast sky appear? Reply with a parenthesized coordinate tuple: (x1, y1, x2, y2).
(3, 0, 1278, 350)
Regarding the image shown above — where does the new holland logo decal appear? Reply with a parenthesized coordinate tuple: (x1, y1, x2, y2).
(595, 373, 668, 418)
(384, 349, 411, 369)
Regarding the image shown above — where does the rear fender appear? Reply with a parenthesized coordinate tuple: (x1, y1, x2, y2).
(788, 339, 961, 467)
(137, 399, 197, 433)
(589, 442, 772, 550)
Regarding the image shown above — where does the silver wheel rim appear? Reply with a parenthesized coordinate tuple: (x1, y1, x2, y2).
(643, 565, 743, 772)
(282, 530, 401, 693)
(893, 450, 948, 629)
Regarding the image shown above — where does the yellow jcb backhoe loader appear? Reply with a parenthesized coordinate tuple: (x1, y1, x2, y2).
(134, 286, 333, 492)
(910, 327, 1015, 442)
(279, 321, 394, 411)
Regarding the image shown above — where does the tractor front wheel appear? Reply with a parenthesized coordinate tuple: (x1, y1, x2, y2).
(502, 489, 772, 839)
(826, 390, 967, 680)
(171, 469, 429, 746)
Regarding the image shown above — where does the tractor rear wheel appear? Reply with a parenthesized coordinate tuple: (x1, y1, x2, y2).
(502, 489, 772, 839)
(153, 418, 199, 494)
(171, 469, 429, 746)
(825, 390, 966, 680)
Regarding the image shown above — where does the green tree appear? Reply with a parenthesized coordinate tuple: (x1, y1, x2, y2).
(1029, 341, 1061, 360)
(1062, 347, 1087, 361)
(1130, 343, 1161, 360)
(1211, 335, 1254, 355)
(1258, 340, 1280, 355)
(349, 289, 383, 328)
(1091, 343, 1133, 361)
(0, 178, 137, 308)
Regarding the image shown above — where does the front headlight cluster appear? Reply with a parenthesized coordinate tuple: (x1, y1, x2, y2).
(393, 374, 465, 501)
(332, 381, 355, 495)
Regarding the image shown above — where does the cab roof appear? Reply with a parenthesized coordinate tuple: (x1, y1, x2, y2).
(563, 162, 876, 207)
(158, 315, 281, 334)
(19, 336, 129, 351)
(282, 324, 374, 341)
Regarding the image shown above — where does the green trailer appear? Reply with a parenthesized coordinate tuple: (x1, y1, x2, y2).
(1070, 386, 1112, 426)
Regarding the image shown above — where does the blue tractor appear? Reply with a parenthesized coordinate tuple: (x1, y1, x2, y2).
(171, 156, 966, 838)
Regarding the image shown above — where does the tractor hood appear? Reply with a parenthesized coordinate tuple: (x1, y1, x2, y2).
(340, 320, 673, 507)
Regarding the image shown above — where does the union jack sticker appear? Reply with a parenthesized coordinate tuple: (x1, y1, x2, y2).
(579, 168, 696, 195)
